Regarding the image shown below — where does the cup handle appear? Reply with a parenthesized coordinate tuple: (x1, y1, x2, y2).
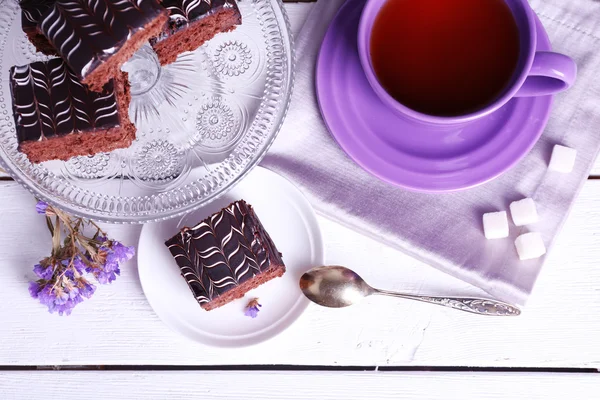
(515, 51, 577, 97)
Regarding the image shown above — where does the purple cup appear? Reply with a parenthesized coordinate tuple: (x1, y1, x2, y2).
(357, 0, 577, 125)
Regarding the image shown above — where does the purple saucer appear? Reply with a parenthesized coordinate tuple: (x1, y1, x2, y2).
(316, 0, 553, 192)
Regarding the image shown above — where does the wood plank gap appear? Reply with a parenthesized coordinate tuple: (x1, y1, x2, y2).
(0, 365, 597, 373)
(1, 176, 599, 184)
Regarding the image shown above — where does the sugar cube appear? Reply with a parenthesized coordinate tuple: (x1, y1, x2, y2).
(514, 232, 546, 260)
(483, 211, 509, 239)
(548, 145, 576, 173)
(510, 198, 539, 226)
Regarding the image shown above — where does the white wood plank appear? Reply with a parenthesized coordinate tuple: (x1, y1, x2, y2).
(0, 180, 599, 368)
(0, 371, 599, 399)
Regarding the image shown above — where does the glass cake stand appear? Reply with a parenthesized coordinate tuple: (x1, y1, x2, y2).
(0, 0, 294, 223)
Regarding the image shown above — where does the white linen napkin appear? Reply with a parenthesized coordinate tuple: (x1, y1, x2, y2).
(262, 0, 600, 305)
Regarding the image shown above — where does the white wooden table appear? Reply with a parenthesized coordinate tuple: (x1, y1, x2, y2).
(1, 3, 599, 398)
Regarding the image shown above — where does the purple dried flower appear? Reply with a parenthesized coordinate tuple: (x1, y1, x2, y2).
(94, 261, 120, 284)
(68, 286, 80, 300)
(97, 235, 107, 242)
(33, 264, 53, 280)
(35, 284, 82, 316)
(244, 298, 262, 318)
(28, 281, 41, 298)
(78, 279, 96, 299)
(36, 286, 53, 311)
(95, 270, 113, 284)
(35, 200, 48, 215)
(37, 285, 62, 314)
(244, 306, 260, 318)
(110, 241, 135, 264)
(73, 256, 86, 274)
(54, 289, 69, 306)
(84, 263, 94, 275)
(89, 239, 134, 284)
(62, 256, 86, 280)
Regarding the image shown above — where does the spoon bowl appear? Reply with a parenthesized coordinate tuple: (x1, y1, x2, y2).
(300, 266, 373, 308)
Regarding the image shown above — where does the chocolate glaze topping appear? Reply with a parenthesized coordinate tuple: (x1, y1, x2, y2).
(165, 200, 284, 305)
(19, 0, 56, 32)
(10, 58, 120, 143)
(39, 0, 165, 79)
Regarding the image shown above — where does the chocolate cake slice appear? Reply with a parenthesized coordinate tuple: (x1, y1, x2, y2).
(150, 0, 242, 66)
(165, 200, 286, 311)
(39, 0, 168, 92)
(10, 58, 136, 163)
(19, 0, 58, 56)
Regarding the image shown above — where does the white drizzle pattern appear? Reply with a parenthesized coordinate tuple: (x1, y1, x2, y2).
(162, 0, 228, 24)
(169, 0, 206, 22)
(10, 58, 120, 142)
(20, 0, 56, 25)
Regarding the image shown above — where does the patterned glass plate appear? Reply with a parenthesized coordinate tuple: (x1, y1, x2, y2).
(0, 0, 294, 223)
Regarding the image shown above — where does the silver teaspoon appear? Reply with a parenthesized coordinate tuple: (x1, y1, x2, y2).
(299, 266, 521, 316)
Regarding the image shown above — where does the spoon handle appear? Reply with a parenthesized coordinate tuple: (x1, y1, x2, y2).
(374, 290, 521, 316)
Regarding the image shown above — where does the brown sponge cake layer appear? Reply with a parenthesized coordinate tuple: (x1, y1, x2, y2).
(25, 31, 58, 56)
(203, 265, 285, 311)
(19, 122, 134, 163)
(82, 11, 169, 92)
(151, 1, 242, 66)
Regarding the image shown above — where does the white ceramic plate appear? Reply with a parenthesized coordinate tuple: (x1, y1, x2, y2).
(138, 167, 324, 347)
